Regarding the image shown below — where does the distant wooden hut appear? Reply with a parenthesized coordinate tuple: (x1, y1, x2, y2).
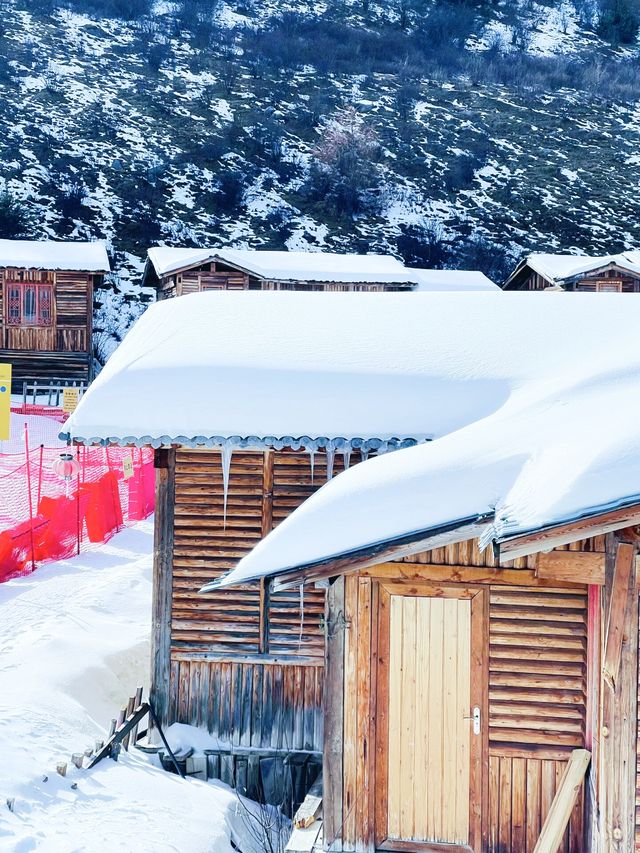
(142, 246, 498, 297)
(504, 251, 640, 292)
(0, 239, 109, 391)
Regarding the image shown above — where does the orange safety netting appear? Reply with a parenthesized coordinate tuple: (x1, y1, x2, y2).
(0, 408, 154, 581)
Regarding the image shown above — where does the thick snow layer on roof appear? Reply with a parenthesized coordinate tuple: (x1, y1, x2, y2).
(0, 239, 109, 272)
(66, 290, 520, 445)
(66, 291, 629, 463)
(147, 246, 417, 283)
(527, 251, 640, 282)
(146, 246, 496, 288)
(215, 293, 640, 585)
(412, 269, 498, 291)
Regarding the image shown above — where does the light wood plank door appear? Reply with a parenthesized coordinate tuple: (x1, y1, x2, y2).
(375, 583, 486, 852)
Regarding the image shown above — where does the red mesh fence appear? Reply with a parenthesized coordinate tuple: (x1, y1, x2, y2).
(0, 408, 154, 582)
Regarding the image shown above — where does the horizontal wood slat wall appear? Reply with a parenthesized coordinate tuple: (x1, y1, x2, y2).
(488, 755, 583, 853)
(0, 267, 95, 386)
(172, 450, 264, 654)
(489, 586, 588, 756)
(168, 449, 327, 755)
(269, 450, 353, 659)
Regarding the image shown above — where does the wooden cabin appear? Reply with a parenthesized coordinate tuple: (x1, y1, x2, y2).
(225, 510, 639, 853)
(504, 252, 640, 292)
(142, 246, 498, 298)
(63, 290, 637, 850)
(0, 239, 109, 391)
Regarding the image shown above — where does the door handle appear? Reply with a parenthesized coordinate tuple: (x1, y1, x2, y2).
(463, 706, 481, 735)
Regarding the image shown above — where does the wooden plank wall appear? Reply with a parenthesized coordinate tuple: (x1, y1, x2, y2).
(157, 262, 410, 299)
(167, 658, 323, 752)
(334, 571, 589, 852)
(0, 268, 93, 386)
(166, 448, 350, 757)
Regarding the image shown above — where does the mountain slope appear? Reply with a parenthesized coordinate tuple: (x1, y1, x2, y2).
(1, 0, 640, 352)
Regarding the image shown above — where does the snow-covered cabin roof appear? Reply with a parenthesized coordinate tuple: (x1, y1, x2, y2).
(147, 247, 416, 284)
(207, 292, 640, 588)
(505, 251, 640, 289)
(64, 290, 516, 449)
(0, 239, 110, 272)
(412, 269, 497, 291)
(145, 246, 498, 289)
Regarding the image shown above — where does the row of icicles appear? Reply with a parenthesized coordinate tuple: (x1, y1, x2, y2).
(220, 444, 379, 529)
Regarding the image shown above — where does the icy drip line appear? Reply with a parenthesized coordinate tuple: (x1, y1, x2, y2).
(298, 583, 305, 648)
(216, 438, 409, 526)
(325, 446, 335, 481)
(221, 444, 233, 529)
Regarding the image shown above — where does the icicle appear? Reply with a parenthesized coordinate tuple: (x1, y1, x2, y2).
(221, 444, 233, 529)
(325, 445, 335, 481)
(298, 583, 305, 648)
(360, 447, 369, 463)
(342, 448, 351, 471)
(308, 447, 315, 485)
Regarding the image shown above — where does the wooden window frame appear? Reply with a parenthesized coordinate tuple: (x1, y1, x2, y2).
(374, 582, 488, 853)
(5, 281, 54, 327)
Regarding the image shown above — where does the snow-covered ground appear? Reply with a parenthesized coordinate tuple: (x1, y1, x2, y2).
(0, 522, 280, 852)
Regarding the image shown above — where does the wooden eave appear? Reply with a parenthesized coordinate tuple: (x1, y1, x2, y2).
(208, 496, 640, 594)
(204, 514, 494, 594)
(564, 260, 640, 285)
(495, 499, 640, 561)
(502, 259, 544, 290)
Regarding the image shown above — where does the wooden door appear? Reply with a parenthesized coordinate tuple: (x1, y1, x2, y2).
(375, 583, 486, 852)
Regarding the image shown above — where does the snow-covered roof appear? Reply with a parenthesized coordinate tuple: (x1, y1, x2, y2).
(0, 239, 110, 272)
(412, 269, 498, 291)
(515, 251, 640, 285)
(210, 292, 640, 587)
(147, 246, 417, 284)
(146, 246, 497, 289)
(66, 290, 516, 448)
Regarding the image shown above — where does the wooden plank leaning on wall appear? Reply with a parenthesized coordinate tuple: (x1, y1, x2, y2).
(598, 532, 639, 851)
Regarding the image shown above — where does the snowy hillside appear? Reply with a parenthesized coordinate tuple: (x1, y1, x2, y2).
(0, 521, 286, 853)
(1, 0, 640, 351)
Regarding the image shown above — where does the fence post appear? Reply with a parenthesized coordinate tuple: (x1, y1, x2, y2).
(76, 446, 81, 555)
(24, 423, 36, 573)
(37, 444, 44, 509)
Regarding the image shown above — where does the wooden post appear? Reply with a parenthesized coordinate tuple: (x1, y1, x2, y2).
(150, 448, 176, 737)
(260, 449, 274, 654)
(323, 576, 345, 852)
(598, 533, 639, 850)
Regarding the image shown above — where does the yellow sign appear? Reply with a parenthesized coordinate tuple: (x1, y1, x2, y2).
(0, 363, 11, 442)
(62, 387, 80, 414)
(122, 453, 134, 480)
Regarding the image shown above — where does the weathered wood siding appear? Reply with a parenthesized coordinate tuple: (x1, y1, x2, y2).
(330, 566, 591, 852)
(159, 448, 355, 769)
(0, 267, 95, 388)
(516, 266, 640, 293)
(157, 260, 411, 299)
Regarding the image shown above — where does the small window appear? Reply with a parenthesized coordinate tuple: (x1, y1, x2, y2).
(596, 281, 622, 292)
(5, 282, 54, 326)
